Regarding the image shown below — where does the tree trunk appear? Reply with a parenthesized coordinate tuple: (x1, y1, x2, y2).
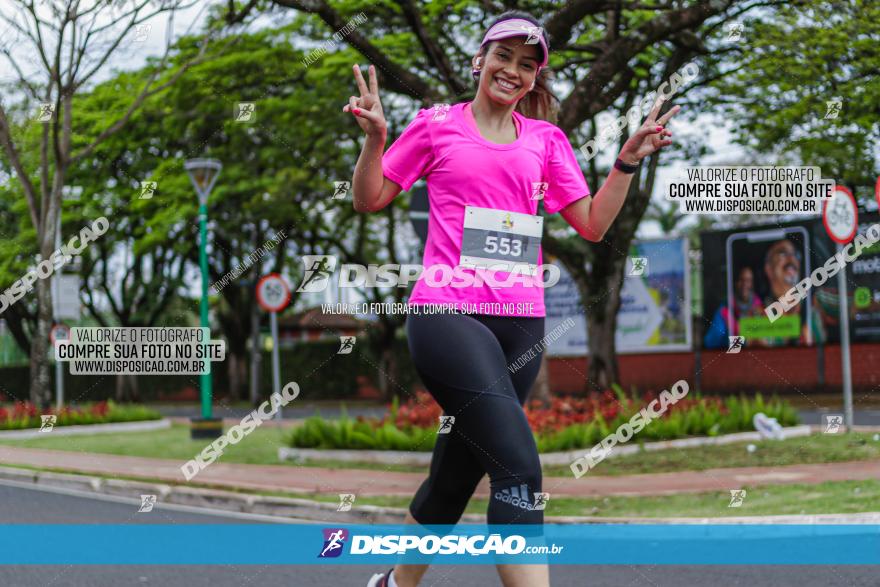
(3, 303, 33, 359)
(584, 242, 627, 392)
(375, 320, 400, 401)
(249, 299, 262, 406)
(29, 269, 52, 409)
(227, 350, 248, 402)
(529, 353, 551, 407)
(586, 295, 621, 391)
(114, 374, 140, 402)
(378, 346, 396, 400)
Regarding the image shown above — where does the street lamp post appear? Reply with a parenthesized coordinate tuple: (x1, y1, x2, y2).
(185, 158, 223, 439)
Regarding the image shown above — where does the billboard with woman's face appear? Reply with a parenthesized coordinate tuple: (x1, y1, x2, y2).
(701, 214, 880, 349)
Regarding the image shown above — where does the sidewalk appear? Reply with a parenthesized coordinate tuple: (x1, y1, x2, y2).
(1, 445, 878, 497)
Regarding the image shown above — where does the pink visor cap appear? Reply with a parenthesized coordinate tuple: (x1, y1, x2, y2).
(479, 18, 549, 73)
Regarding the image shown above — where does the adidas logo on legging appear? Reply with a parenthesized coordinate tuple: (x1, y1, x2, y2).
(494, 484, 536, 510)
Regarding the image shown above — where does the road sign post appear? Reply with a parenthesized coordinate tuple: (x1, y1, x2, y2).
(256, 274, 291, 421)
(823, 185, 858, 432)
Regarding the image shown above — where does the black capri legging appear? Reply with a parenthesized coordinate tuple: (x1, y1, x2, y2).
(405, 311, 545, 525)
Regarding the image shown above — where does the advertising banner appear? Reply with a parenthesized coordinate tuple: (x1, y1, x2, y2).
(700, 213, 880, 349)
(545, 238, 691, 355)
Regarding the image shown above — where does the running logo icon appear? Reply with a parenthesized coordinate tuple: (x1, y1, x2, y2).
(629, 257, 647, 276)
(533, 492, 550, 511)
(36, 102, 55, 122)
(139, 181, 157, 200)
(235, 102, 256, 122)
(297, 255, 337, 292)
(337, 336, 356, 354)
(824, 100, 842, 120)
(332, 181, 350, 200)
(727, 336, 745, 353)
(526, 27, 542, 45)
(133, 23, 151, 42)
(431, 103, 450, 122)
(437, 415, 455, 434)
(530, 182, 548, 201)
(138, 494, 157, 513)
(823, 414, 843, 434)
(501, 213, 514, 231)
(318, 528, 349, 558)
(726, 22, 743, 41)
(39, 415, 56, 432)
(337, 493, 355, 512)
(728, 489, 746, 508)
(519, 25, 542, 45)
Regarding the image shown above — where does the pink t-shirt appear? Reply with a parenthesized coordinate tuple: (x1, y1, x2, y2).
(382, 101, 590, 317)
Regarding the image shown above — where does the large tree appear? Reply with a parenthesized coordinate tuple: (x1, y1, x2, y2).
(72, 19, 410, 401)
(226, 0, 756, 391)
(0, 0, 213, 407)
(706, 0, 879, 194)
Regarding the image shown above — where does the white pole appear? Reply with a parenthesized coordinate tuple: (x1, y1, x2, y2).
(54, 215, 64, 409)
(270, 311, 282, 421)
(836, 243, 854, 431)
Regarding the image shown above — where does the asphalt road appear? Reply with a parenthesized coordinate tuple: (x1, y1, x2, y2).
(0, 482, 877, 587)
(798, 408, 880, 426)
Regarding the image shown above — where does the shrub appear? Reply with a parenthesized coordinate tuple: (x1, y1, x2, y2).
(288, 388, 801, 453)
(0, 400, 162, 431)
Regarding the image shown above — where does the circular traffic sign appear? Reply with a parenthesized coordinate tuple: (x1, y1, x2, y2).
(256, 273, 290, 313)
(50, 323, 70, 345)
(822, 185, 858, 244)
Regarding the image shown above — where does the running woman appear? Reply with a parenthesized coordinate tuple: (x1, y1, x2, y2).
(347, 10, 679, 587)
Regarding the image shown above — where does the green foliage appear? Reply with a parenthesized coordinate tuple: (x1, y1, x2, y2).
(289, 415, 437, 452)
(610, 383, 630, 410)
(706, 0, 879, 191)
(290, 393, 800, 452)
(0, 401, 162, 431)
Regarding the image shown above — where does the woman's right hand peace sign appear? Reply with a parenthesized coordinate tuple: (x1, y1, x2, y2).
(343, 64, 387, 137)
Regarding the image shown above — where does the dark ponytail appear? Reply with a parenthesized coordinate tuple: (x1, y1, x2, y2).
(474, 11, 560, 125)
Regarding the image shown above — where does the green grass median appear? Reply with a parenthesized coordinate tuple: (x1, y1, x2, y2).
(1, 423, 877, 478)
(2, 461, 877, 518)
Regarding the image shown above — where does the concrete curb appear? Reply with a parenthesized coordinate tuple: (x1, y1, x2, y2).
(278, 425, 814, 467)
(0, 418, 171, 440)
(0, 465, 402, 524)
(3, 464, 876, 525)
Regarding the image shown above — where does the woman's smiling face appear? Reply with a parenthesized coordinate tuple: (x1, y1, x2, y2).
(474, 37, 541, 104)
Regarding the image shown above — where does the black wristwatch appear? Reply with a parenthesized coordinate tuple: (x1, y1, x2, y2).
(614, 157, 640, 174)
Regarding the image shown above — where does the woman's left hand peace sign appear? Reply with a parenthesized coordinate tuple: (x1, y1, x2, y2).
(618, 98, 681, 165)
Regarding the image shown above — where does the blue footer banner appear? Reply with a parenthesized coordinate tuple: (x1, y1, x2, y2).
(1, 524, 878, 565)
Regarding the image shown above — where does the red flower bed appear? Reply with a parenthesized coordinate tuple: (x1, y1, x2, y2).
(385, 390, 443, 429)
(383, 389, 729, 435)
(0, 400, 112, 427)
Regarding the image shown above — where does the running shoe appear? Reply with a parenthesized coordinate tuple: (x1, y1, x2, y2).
(366, 567, 395, 587)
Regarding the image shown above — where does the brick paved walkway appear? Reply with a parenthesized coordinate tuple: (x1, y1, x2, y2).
(1, 446, 877, 497)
